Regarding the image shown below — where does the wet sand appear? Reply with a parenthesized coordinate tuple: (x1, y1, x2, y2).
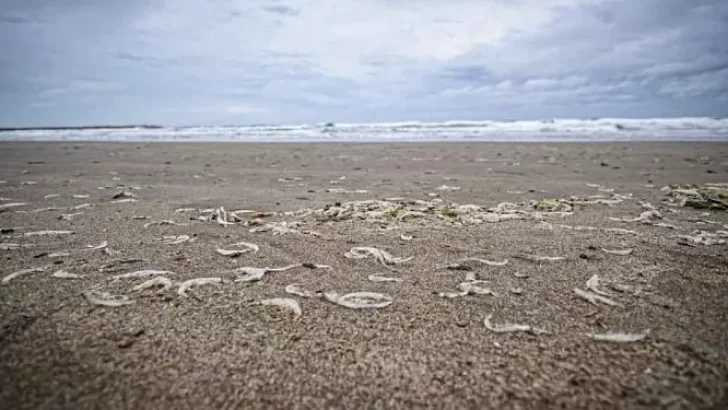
(1, 142, 728, 409)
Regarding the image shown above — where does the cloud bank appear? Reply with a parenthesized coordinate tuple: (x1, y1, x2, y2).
(1, 0, 727, 126)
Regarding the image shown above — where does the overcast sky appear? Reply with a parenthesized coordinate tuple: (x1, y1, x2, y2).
(1, 0, 727, 126)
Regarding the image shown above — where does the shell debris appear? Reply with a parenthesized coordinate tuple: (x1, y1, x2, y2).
(52, 270, 84, 279)
(285, 284, 321, 298)
(231, 267, 268, 282)
(86, 240, 108, 250)
(600, 248, 634, 256)
(484, 313, 546, 334)
(177, 277, 222, 297)
(345, 246, 412, 268)
(215, 241, 259, 257)
(23, 230, 73, 237)
(514, 255, 565, 263)
(0, 243, 34, 250)
(83, 291, 133, 307)
(143, 220, 180, 229)
(60, 212, 84, 220)
(368, 273, 403, 282)
(164, 235, 192, 245)
(258, 298, 302, 317)
(324, 291, 393, 309)
(2, 267, 47, 284)
(0, 202, 28, 211)
(677, 231, 726, 246)
(587, 330, 650, 343)
(574, 287, 622, 307)
(112, 269, 174, 280)
(133, 277, 174, 293)
(585, 274, 611, 297)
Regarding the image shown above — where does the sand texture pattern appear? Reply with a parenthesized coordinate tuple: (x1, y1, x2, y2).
(1, 142, 728, 409)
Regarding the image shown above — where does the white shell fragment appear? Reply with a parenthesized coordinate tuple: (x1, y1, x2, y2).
(28, 207, 60, 213)
(601, 248, 634, 256)
(2, 267, 47, 284)
(367, 273, 403, 282)
(605, 228, 640, 236)
(574, 287, 622, 307)
(514, 255, 565, 263)
(231, 267, 267, 282)
(324, 291, 393, 309)
(302, 263, 332, 270)
(23, 230, 73, 237)
(163, 235, 192, 245)
(611, 210, 662, 224)
(71, 203, 93, 210)
(215, 241, 259, 257)
(587, 330, 650, 343)
(585, 274, 611, 297)
(112, 190, 136, 199)
(212, 207, 235, 226)
(60, 212, 84, 220)
(112, 269, 174, 280)
(174, 208, 198, 214)
(103, 247, 120, 256)
(484, 313, 544, 334)
(86, 240, 108, 250)
(83, 291, 133, 307)
(48, 252, 70, 258)
(439, 290, 469, 298)
(248, 221, 314, 236)
(677, 231, 726, 246)
(0, 243, 34, 250)
(177, 277, 222, 297)
(258, 298, 302, 317)
(467, 258, 509, 267)
(52, 270, 84, 279)
(344, 246, 412, 267)
(285, 284, 321, 298)
(0, 202, 28, 211)
(457, 281, 495, 295)
(229, 264, 299, 283)
(267, 264, 301, 273)
(639, 201, 657, 211)
(133, 277, 174, 293)
(325, 188, 368, 194)
(143, 220, 180, 229)
(439, 280, 495, 298)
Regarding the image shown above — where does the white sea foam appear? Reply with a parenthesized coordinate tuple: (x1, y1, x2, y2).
(1, 117, 726, 142)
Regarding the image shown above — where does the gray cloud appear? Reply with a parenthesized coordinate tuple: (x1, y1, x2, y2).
(260, 5, 300, 16)
(0, 0, 726, 126)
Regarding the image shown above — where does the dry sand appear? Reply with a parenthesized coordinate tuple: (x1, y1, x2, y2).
(1, 142, 728, 409)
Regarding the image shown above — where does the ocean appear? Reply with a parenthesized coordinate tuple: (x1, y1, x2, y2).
(1, 117, 727, 142)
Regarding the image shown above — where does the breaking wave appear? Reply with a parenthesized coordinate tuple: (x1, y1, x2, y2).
(1, 117, 727, 142)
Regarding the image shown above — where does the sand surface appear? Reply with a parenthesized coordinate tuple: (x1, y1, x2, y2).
(1, 142, 728, 409)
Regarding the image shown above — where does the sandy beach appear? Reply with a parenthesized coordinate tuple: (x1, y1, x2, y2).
(1, 142, 728, 409)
